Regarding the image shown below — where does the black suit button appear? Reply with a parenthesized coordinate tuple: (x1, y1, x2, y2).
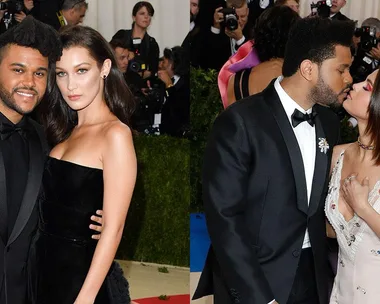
(292, 249, 300, 257)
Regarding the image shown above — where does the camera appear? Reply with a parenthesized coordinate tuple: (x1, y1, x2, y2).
(128, 37, 148, 74)
(220, 7, 238, 31)
(310, 0, 331, 18)
(131, 77, 166, 134)
(354, 26, 379, 53)
(0, 0, 24, 14)
(128, 57, 147, 74)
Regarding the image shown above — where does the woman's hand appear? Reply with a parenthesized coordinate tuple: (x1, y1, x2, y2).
(341, 174, 371, 218)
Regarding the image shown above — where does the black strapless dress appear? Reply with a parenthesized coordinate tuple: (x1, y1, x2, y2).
(28, 156, 130, 304)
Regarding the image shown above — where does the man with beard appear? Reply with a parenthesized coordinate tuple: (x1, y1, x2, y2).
(0, 16, 101, 304)
(193, 17, 354, 304)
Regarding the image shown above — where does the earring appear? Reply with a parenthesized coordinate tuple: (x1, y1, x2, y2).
(102, 75, 107, 79)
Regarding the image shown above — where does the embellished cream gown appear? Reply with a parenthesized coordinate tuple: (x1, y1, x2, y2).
(325, 151, 380, 304)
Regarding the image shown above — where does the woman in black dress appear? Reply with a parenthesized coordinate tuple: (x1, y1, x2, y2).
(29, 25, 136, 304)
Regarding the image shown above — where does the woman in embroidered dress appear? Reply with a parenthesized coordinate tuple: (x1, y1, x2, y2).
(325, 68, 380, 304)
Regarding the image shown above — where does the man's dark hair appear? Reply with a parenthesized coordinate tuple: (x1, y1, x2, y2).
(253, 6, 300, 62)
(282, 17, 355, 77)
(163, 46, 189, 77)
(109, 38, 131, 51)
(132, 1, 154, 17)
(62, 0, 88, 11)
(0, 15, 62, 65)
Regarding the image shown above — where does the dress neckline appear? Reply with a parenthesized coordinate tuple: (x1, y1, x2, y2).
(48, 156, 103, 172)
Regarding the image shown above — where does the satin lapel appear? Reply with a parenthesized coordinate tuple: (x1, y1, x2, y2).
(7, 128, 44, 246)
(0, 146, 7, 243)
(264, 84, 308, 214)
(308, 115, 328, 218)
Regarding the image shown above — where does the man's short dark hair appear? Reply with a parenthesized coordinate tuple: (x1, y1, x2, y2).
(109, 38, 131, 51)
(163, 46, 189, 77)
(253, 6, 300, 62)
(0, 15, 62, 64)
(62, 0, 88, 11)
(282, 17, 355, 77)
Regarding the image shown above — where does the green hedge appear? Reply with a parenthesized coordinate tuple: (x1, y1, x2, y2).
(189, 67, 359, 212)
(117, 135, 190, 267)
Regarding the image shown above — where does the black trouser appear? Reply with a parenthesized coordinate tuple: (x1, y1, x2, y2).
(287, 248, 319, 304)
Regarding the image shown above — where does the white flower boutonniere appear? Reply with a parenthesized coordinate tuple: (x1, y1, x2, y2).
(318, 138, 329, 154)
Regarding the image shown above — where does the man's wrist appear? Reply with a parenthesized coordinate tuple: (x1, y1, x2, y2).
(235, 35, 245, 46)
(211, 26, 221, 34)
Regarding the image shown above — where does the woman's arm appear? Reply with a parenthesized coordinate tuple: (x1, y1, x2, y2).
(326, 221, 336, 238)
(75, 124, 137, 303)
(227, 74, 237, 107)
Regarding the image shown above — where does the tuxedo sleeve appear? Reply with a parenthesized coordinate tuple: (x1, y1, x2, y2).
(202, 108, 274, 303)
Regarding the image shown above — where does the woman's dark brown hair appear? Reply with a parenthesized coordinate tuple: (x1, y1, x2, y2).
(39, 25, 135, 147)
(365, 69, 380, 165)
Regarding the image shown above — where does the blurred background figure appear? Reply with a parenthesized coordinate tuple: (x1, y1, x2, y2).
(0, 0, 34, 34)
(158, 46, 190, 137)
(274, 0, 299, 14)
(31, 0, 88, 30)
(112, 1, 159, 80)
(221, 5, 300, 107)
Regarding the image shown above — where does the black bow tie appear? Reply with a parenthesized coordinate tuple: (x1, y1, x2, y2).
(0, 122, 28, 140)
(291, 108, 317, 128)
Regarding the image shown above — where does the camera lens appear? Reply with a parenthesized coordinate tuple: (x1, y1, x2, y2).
(225, 15, 238, 31)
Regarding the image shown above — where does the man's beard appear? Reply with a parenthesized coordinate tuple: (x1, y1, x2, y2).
(308, 74, 350, 111)
(0, 83, 40, 116)
(190, 12, 194, 23)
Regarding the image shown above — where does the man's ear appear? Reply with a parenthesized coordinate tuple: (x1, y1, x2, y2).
(299, 59, 318, 83)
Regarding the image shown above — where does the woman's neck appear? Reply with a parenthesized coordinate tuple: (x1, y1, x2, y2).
(356, 121, 375, 159)
(132, 25, 146, 39)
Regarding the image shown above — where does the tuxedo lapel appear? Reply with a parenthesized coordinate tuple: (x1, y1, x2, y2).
(264, 84, 308, 214)
(0, 147, 7, 243)
(8, 128, 44, 246)
(308, 114, 329, 217)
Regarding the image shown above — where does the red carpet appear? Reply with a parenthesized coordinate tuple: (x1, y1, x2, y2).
(133, 294, 190, 304)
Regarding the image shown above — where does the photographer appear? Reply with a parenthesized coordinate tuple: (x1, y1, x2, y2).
(0, 0, 33, 34)
(158, 46, 190, 137)
(329, 0, 350, 21)
(200, 0, 252, 71)
(112, 1, 159, 79)
(31, 0, 87, 31)
(347, 17, 380, 128)
(350, 17, 380, 83)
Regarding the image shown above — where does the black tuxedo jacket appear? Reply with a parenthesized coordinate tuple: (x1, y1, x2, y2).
(160, 74, 190, 137)
(0, 119, 48, 304)
(31, 0, 63, 31)
(193, 82, 340, 304)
